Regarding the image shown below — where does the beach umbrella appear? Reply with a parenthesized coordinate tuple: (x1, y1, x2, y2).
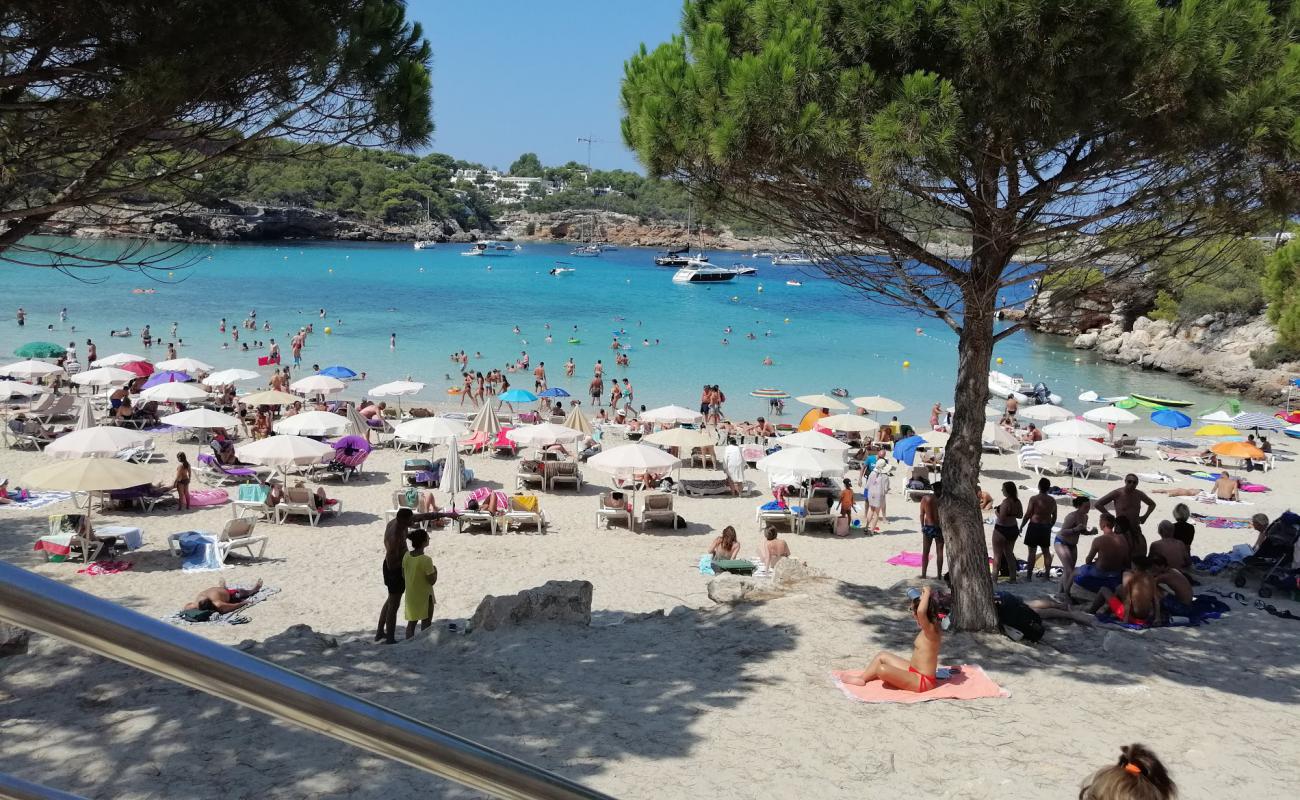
(140, 381, 208, 404)
(71, 398, 96, 431)
(851, 395, 904, 414)
(91, 353, 148, 367)
(22, 457, 156, 527)
(795, 393, 848, 410)
(162, 408, 240, 430)
(756, 446, 845, 482)
(469, 402, 501, 436)
(235, 434, 333, 468)
(506, 421, 587, 448)
(892, 435, 928, 466)
(154, 357, 213, 373)
(538, 387, 571, 398)
(982, 421, 1017, 451)
(369, 380, 424, 417)
(1043, 418, 1108, 439)
(640, 404, 703, 425)
(498, 388, 539, 404)
(339, 403, 371, 438)
(14, 342, 66, 359)
(0, 381, 47, 400)
(1210, 441, 1265, 460)
(1150, 408, 1192, 441)
(773, 429, 851, 451)
(920, 429, 950, 447)
(1082, 406, 1139, 425)
(1228, 411, 1286, 432)
(750, 388, 790, 399)
(332, 435, 372, 455)
(142, 370, 193, 389)
(441, 434, 463, 504)
(1018, 404, 1073, 422)
(290, 374, 346, 397)
(563, 406, 593, 436)
(588, 442, 681, 475)
(393, 416, 468, 445)
(241, 389, 301, 407)
(273, 410, 349, 437)
(1198, 410, 1235, 423)
(0, 360, 63, 381)
(120, 361, 154, 378)
(202, 368, 260, 386)
(318, 365, 357, 380)
(45, 425, 150, 459)
(71, 367, 135, 387)
(1035, 437, 1117, 460)
(1195, 424, 1240, 437)
(817, 414, 880, 434)
(644, 427, 716, 449)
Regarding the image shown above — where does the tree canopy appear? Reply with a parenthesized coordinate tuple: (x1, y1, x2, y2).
(0, 0, 433, 268)
(509, 153, 544, 177)
(623, 0, 1300, 629)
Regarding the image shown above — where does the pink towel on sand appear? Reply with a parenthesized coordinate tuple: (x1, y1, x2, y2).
(830, 665, 1010, 704)
(886, 551, 925, 567)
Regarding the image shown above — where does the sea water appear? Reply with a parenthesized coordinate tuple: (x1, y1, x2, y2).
(1, 237, 1256, 421)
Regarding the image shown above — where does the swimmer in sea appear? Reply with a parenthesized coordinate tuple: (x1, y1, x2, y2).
(763, 357, 774, 366)
(512, 326, 521, 334)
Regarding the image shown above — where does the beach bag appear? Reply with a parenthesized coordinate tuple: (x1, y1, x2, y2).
(834, 517, 851, 536)
(995, 592, 1044, 643)
(179, 608, 215, 623)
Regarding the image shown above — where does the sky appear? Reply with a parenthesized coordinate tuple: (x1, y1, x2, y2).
(411, 1, 682, 174)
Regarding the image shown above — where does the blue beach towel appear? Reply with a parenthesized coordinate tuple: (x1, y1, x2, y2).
(176, 531, 221, 572)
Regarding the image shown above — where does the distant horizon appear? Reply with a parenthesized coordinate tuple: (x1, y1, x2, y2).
(411, 1, 679, 174)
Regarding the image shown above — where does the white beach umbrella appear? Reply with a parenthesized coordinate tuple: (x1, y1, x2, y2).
(0, 381, 47, 400)
(1082, 407, 1140, 425)
(154, 357, 213, 373)
(369, 380, 424, 416)
(469, 402, 501, 436)
(1034, 437, 1117, 460)
(441, 436, 464, 503)
(162, 408, 240, 430)
(1043, 418, 1108, 439)
(71, 367, 135, 387)
(1198, 410, 1235, 423)
(140, 382, 208, 403)
(235, 434, 333, 467)
(393, 416, 468, 445)
(341, 403, 372, 438)
(506, 422, 587, 447)
(644, 427, 715, 449)
(773, 429, 851, 451)
(588, 442, 681, 475)
(1018, 404, 1074, 422)
(920, 429, 950, 447)
(71, 398, 96, 431)
(818, 414, 881, 434)
(91, 353, 148, 367)
(563, 406, 593, 436)
(795, 394, 848, 410)
(203, 368, 260, 386)
(273, 410, 349, 437)
(982, 421, 1017, 451)
(0, 360, 63, 381)
(640, 404, 704, 425)
(45, 426, 151, 459)
(756, 446, 846, 482)
(23, 457, 155, 490)
(241, 390, 301, 407)
(290, 375, 346, 397)
(851, 395, 904, 413)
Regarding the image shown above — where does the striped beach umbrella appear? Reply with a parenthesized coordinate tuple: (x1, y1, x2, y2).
(1229, 412, 1286, 432)
(750, 388, 790, 399)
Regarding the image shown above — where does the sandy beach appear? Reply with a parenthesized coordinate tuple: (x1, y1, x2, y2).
(2, 415, 1298, 799)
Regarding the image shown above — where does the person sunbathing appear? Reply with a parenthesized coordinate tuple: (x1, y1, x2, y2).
(840, 586, 941, 692)
(758, 526, 790, 569)
(185, 579, 263, 614)
(708, 525, 741, 560)
(1093, 556, 1161, 625)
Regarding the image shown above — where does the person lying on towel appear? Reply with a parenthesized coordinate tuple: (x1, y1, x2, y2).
(185, 579, 263, 614)
(840, 586, 941, 692)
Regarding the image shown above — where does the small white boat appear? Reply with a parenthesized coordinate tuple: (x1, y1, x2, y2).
(773, 252, 815, 265)
(785, 280, 802, 287)
(461, 240, 513, 256)
(549, 267, 575, 276)
(569, 244, 602, 257)
(673, 261, 739, 284)
(413, 240, 436, 250)
(732, 264, 758, 276)
(989, 370, 1061, 405)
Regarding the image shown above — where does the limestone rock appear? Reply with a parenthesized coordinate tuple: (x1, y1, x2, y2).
(1, 623, 29, 657)
(772, 558, 824, 586)
(470, 580, 593, 632)
(1072, 331, 1099, 349)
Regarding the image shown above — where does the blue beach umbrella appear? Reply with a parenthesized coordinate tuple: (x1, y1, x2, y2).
(538, 387, 571, 398)
(318, 365, 357, 380)
(142, 370, 192, 389)
(1150, 409, 1191, 443)
(892, 435, 926, 466)
(498, 389, 539, 404)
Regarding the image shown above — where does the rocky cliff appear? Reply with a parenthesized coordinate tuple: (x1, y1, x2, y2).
(495, 209, 788, 252)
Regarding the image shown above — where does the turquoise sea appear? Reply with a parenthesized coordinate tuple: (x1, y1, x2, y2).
(2, 237, 1258, 422)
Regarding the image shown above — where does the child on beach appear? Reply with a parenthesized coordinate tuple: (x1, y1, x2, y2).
(840, 586, 941, 692)
(1078, 744, 1177, 799)
(402, 529, 437, 639)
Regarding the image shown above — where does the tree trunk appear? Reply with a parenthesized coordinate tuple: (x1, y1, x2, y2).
(937, 293, 1000, 631)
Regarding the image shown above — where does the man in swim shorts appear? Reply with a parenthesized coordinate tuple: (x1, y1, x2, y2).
(1094, 556, 1161, 625)
(1095, 474, 1155, 545)
(185, 579, 263, 614)
(1072, 513, 1129, 600)
(1020, 477, 1058, 581)
(918, 484, 944, 578)
(840, 586, 941, 692)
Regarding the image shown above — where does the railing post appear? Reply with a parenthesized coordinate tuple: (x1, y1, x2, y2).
(0, 561, 613, 800)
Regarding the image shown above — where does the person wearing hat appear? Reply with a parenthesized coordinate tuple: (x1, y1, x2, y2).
(865, 462, 892, 534)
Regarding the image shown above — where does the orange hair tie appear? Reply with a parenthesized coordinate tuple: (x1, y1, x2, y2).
(1123, 763, 1142, 775)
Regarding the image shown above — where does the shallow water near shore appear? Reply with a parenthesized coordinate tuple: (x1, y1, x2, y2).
(4, 236, 1260, 420)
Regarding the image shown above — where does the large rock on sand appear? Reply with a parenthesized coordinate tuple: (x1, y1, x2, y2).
(708, 560, 826, 605)
(1, 623, 29, 657)
(470, 580, 593, 632)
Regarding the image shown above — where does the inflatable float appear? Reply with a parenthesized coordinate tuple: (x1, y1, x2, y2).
(1188, 472, 1269, 492)
(188, 488, 229, 507)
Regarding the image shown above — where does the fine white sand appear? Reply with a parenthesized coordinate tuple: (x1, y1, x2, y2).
(1, 422, 1298, 799)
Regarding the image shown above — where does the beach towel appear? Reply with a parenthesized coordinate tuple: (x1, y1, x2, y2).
(1096, 594, 1230, 629)
(175, 532, 222, 572)
(759, 499, 788, 512)
(830, 665, 1009, 704)
(1192, 549, 1253, 574)
(163, 585, 280, 626)
(0, 491, 71, 511)
(1190, 512, 1253, 530)
(698, 554, 715, 575)
(887, 551, 925, 567)
(77, 560, 133, 576)
(1195, 492, 1252, 506)
(512, 494, 539, 513)
(1048, 487, 1093, 499)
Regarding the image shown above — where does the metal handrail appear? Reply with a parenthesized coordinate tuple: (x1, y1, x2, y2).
(0, 773, 85, 800)
(0, 561, 613, 800)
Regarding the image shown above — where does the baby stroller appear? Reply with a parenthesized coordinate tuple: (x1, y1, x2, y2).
(1231, 511, 1299, 598)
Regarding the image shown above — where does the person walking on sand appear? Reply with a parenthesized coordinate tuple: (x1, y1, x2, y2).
(840, 586, 941, 693)
(1020, 477, 1057, 581)
(172, 452, 192, 510)
(919, 483, 943, 577)
(837, 478, 855, 537)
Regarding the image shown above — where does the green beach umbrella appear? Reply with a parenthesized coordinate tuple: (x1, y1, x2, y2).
(14, 341, 66, 359)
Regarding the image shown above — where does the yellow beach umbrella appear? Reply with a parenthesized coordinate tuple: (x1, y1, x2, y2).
(1195, 424, 1239, 437)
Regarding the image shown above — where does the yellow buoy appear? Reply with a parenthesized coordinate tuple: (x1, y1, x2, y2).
(903, 360, 911, 368)
(996, 357, 1003, 364)
(324, 327, 332, 335)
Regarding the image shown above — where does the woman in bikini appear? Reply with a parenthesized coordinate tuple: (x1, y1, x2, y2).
(707, 526, 741, 560)
(990, 481, 1023, 582)
(841, 586, 942, 692)
(172, 452, 192, 510)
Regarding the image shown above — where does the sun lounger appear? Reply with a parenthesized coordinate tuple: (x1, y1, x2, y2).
(107, 483, 173, 512)
(1157, 445, 1211, 465)
(677, 479, 733, 497)
(639, 492, 679, 529)
(548, 461, 582, 491)
(1017, 445, 1052, 475)
(6, 419, 51, 450)
(167, 517, 269, 563)
(801, 496, 835, 534)
(755, 503, 799, 535)
(232, 482, 276, 520)
(457, 508, 501, 534)
(196, 453, 269, 486)
(458, 430, 489, 454)
(36, 514, 100, 563)
(491, 428, 519, 457)
(596, 492, 632, 530)
(30, 395, 75, 426)
(690, 446, 716, 469)
(504, 495, 546, 532)
(275, 485, 339, 526)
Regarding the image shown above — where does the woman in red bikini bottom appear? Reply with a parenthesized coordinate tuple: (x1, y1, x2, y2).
(840, 586, 942, 692)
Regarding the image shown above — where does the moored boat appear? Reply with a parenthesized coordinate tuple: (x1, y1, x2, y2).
(672, 261, 739, 284)
(1129, 393, 1193, 408)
